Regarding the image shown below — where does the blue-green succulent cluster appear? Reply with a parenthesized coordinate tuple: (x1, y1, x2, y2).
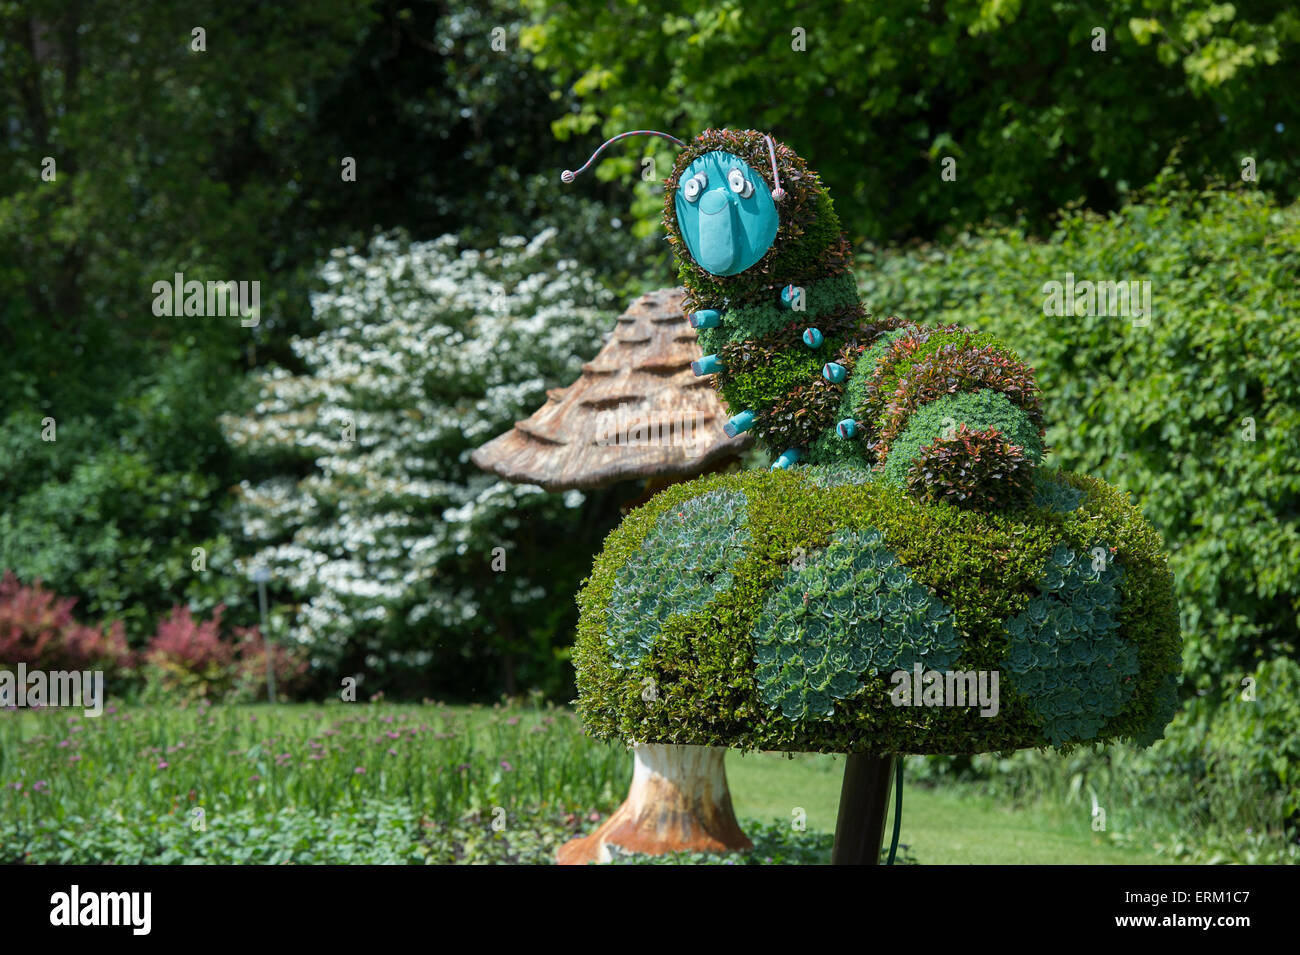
(605, 489, 750, 667)
(1004, 543, 1138, 746)
(753, 528, 962, 722)
(1032, 472, 1085, 514)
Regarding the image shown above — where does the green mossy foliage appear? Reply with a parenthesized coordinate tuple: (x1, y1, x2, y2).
(806, 326, 916, 469)
(573, 466, 1181, 755)
(753, 528, 961, 722)
(696, 273, 862, 354)
(721, 350, 826, 417)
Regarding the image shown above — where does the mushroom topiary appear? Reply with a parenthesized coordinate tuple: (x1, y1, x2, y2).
(556, 128, 1182, 864)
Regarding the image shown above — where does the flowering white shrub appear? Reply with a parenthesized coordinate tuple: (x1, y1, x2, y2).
(221, 229, 615, 691)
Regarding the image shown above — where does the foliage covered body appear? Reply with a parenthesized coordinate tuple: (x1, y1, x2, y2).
(572, 129, 1182, 753)
(575, 467, 1180, 754)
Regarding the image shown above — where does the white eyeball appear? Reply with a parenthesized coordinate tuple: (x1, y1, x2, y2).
(728, 168, 753, 197)
(682, 172, 707, 202)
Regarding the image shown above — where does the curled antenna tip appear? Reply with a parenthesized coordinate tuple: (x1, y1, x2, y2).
(560, 170, 575, 184)
(772, 186, 786, 200)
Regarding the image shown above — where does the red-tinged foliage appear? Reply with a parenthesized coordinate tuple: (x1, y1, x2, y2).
(233, 625, 310, 701)
(905, 425, 1035, 510)
(875, 341, 1043, 459)
(144, 604, 237, 701)
(147, 604, 235, 671)
(144, 606, 310, 702)
(0, 571, 130, 671)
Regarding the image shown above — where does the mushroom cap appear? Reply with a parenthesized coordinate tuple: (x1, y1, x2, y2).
(573, 465, 1182, 756)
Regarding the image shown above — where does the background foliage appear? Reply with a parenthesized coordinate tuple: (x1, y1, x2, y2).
(522, 0, 1300, 241)
(220, 229, 622, 699)
(854, 176, 1300, 694)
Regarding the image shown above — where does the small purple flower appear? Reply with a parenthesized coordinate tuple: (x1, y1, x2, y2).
(57, 739, 71, 748)
(505, 717, 520, 726)
(68, 755, 82, 764)
(353, 766, 366, 774)
(33, 780, 48, 793)
(157, 761, 168, 770)
(500, 760, 513, 772)
(387, 748, 397, 756)
(250, 774, 261, 782)
(456, 763, 470, 773)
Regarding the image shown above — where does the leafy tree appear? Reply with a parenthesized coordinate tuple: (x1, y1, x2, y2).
(0, 0, 376, 410)
(0, 0, 652, 659)
(521, 0, 1300, 241)
(221, 229, 626, 698)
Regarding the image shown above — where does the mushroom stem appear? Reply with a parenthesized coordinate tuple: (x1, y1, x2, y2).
(831, 754, 897, 865)
(557, 742, 751, 864)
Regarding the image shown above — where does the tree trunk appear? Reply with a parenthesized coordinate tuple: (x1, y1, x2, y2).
(558, 742, 751, 864)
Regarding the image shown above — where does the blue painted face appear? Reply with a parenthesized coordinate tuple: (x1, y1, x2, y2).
(674, 150, 779, 276)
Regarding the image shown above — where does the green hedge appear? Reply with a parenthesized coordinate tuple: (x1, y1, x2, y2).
(573, 466, 1181, 755)
(854, 178, 1300, 692)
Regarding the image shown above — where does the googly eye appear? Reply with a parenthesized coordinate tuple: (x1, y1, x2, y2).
(728, 168, 753, 197)
(682, 172, 707, 202)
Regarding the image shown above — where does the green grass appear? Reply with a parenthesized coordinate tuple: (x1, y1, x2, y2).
(725, 750, 1183, 864)
(0, 699, 1196, 864)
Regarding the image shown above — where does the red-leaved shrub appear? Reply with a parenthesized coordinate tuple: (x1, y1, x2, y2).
(0, 571, 130, 671)
(905, 425, 1035, 510)
(233, 625, 310, 701)
(145, 604, 238, 701)
(144, 605, 309, 702)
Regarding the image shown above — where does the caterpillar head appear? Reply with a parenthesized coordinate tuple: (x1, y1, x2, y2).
(560, 128, 849, 308)
(663, 129, 847, 306)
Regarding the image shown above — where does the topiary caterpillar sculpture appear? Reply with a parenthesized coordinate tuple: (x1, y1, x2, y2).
(553, 128, 1182, 865)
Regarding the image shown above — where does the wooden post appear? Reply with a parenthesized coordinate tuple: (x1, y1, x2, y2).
(831, 754, 896, 865)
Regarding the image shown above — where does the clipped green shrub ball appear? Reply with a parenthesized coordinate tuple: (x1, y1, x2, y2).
(573, 466, 1181, 756)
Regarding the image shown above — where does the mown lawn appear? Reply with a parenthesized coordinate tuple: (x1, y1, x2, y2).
(1, 701, 1183, 864)
(726, 751, 1179, 864)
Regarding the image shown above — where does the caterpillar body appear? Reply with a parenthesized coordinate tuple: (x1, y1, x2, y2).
(668, 128, 1043, 507)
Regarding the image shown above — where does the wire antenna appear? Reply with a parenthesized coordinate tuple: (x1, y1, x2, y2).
(561, 130, 687, 183)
